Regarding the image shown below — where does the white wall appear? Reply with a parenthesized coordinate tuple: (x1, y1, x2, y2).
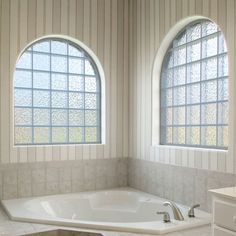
(129, 0, 235, 173)
(0, 0, 129, 163)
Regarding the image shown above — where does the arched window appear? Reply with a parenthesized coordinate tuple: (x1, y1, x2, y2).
(160, 20, 228, 149)
(14, 38, 102, 145)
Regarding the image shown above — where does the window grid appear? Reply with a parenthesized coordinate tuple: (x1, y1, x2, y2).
(160, 20, 228, 149)
(14, 39, 101, 145)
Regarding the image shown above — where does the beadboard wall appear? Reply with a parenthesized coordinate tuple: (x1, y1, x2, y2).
(0, 0, 129, 163)
(129, 0, 236, 173)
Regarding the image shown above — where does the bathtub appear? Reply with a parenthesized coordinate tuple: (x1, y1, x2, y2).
(1, 188, 211, 234)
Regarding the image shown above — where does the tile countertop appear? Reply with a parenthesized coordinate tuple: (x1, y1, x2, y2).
(209, 186, 236, 200)
(0, 205, 211, 236)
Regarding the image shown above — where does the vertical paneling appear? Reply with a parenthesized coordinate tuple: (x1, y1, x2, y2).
(131, 0, 234, 173)
(0, 0, 128, 164)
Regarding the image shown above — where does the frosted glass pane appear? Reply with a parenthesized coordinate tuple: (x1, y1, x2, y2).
(174, 66, 185, 86)
(202, 36, 217, 58)
(85, 110, 97, 126)
(51, 56, 67, 73)
(85, 127, 97, 142)
(187, 105, 200, 125)
(187, 23, 201, 41)
(174, 47, 186, 66)
(33, 53, 50, 71)
(16, 52, 32, 69)
(219, 33, 227, 53)
(218, 55, 228, 77)
(161, 69, 173, 88)
(68, 45, 84, 57)
(162, 108, 172, 126)
(52, 92, 67, 108)
(33, 90, 50, 107)
(69, 110, 84, 126)
(161, 89, 172, 107)
(85, 77, 97, 92)
(187, 62, 200, 83)
(34, 109, 50, 125)
(52, 109, 67, 125)
(15, 127, 32, 144)
(85, 93, 97, 109)
(218, 102, 228, 124)
(14, 89, 32, 106)
(187, 127, 200, 145)
(173, 87, 185, 106)
(69, 58, 84, 74)
(69, 127, 84, 142)
(15, 108, 32, 125)
(85, 60, 95, 75)
(51, 73, 67, 90)
(52, 127, 67, 143)
(218, 79, 228, 101)
(34, 127, 50, 143)
(202, 21, 218, 36)
(173, 107, 185, 125)
(33, 41, 50, 52)
(201, 80, 217, 102)
(69, 93, 84, 109)
(33, 72, 50, 89)
(201, 57, 217, 80)
(187, 42, 200, 62)
(201, 104, 216, 124)
(187, 84, 200, 104)
(14, 71, 32, 88)
(173, 32, 186, 47)
(218, 126, 228, 147)
(69, 75, 84, 91)
(166, 127, 172, 143)
(201, 126, 216, 146)
(51, 41, 67, 55)
(173, 127, 185, 144)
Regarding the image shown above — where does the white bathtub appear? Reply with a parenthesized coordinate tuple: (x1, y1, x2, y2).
(1, 188, 211, 234)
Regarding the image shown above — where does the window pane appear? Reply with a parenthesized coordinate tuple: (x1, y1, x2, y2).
(187, 84, 200, 104)
(85, 93, 97, 109)
(187, 23, 201, 41)
(85, 77, 97, 92)
(173, 107, 185, 125)
(218, 55, 228, 77)
(52, 109, 67, 126)
(14, 71, 32, 88)
(69, 58, 84, 74)
(69, 127, 84, 142)
(52, 92, 67, 108)
(15, 127, 32, 144)
(187, 105, 200, 125)
(34, 109, 50, 126)
(69, 110, 84, 126)
(33, 90, 50, 107)
(69, 45, 84, 57)
(174, 47, 186, 66)
(33, 41, 50, 53)
(51, 73, 67, 90)
(85, 60, 95, 75)
(33, 54, 50, 71)
(14, 89, 32, 107)
(218, 102, 228, 124)
(187, 62, 200, 83)
(201, 126, 216, 146)
(186, 127, 200, 145)
(15, 108, 32, 125)
(187, 42, 200, 62)
(85, 110, 97, 126)
(202, 36, 217, 58)
(51, 56, 67, 73)
(202, 21, 218, 36)
(201, 104, 216, 125)
(201, 80, 217, 102)
(69, 93, 84, 109)
(85, 127, 97, 142)
(202, 57, 217, 80)
(33, 72, 50, 89)
(218, 79, 228, 100)
(218, 126, 228, 147)
(69, 75, 84, 91)
(34, 127, 50, 143)
(174, 66, 185, 86)
(51, 41, 67, 55)
(173, 87, 185, 106)
(52, 127, 67, 143)
(16, 52, 32, 69)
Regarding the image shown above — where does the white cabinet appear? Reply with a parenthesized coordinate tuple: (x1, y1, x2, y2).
(210, 187, 236, 236)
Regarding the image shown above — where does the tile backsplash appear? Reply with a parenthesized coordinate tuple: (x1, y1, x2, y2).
(0, 158, 128, 200)
(128, 158, 236, 212)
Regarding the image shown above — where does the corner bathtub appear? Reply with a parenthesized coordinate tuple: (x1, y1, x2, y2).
(1, 188, 211, 234)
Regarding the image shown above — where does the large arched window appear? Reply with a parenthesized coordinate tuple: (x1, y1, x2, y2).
(160, 20, 228, 149)
(14, 38, 102, 145)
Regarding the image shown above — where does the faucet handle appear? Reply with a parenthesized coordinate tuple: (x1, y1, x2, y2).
(188, 204, 200, 217)
(157, 211, 171, 223)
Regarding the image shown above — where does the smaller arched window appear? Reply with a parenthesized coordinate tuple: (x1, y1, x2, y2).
(14, 38, 102, 145)
(160, 20, 228, 149)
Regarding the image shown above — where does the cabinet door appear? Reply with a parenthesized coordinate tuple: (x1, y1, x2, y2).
(214, 227, 236, 236)
(214, 200, 236, 232)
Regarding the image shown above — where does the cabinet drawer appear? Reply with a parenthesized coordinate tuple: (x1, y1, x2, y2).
(214, 227, 236, 236)
(214, 200, 236, 231)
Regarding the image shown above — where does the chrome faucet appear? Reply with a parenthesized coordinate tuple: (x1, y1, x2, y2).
(163, 201, 184, 221)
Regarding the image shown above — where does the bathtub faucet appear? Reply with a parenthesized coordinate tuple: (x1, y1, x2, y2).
(163, 201, 184, 221)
